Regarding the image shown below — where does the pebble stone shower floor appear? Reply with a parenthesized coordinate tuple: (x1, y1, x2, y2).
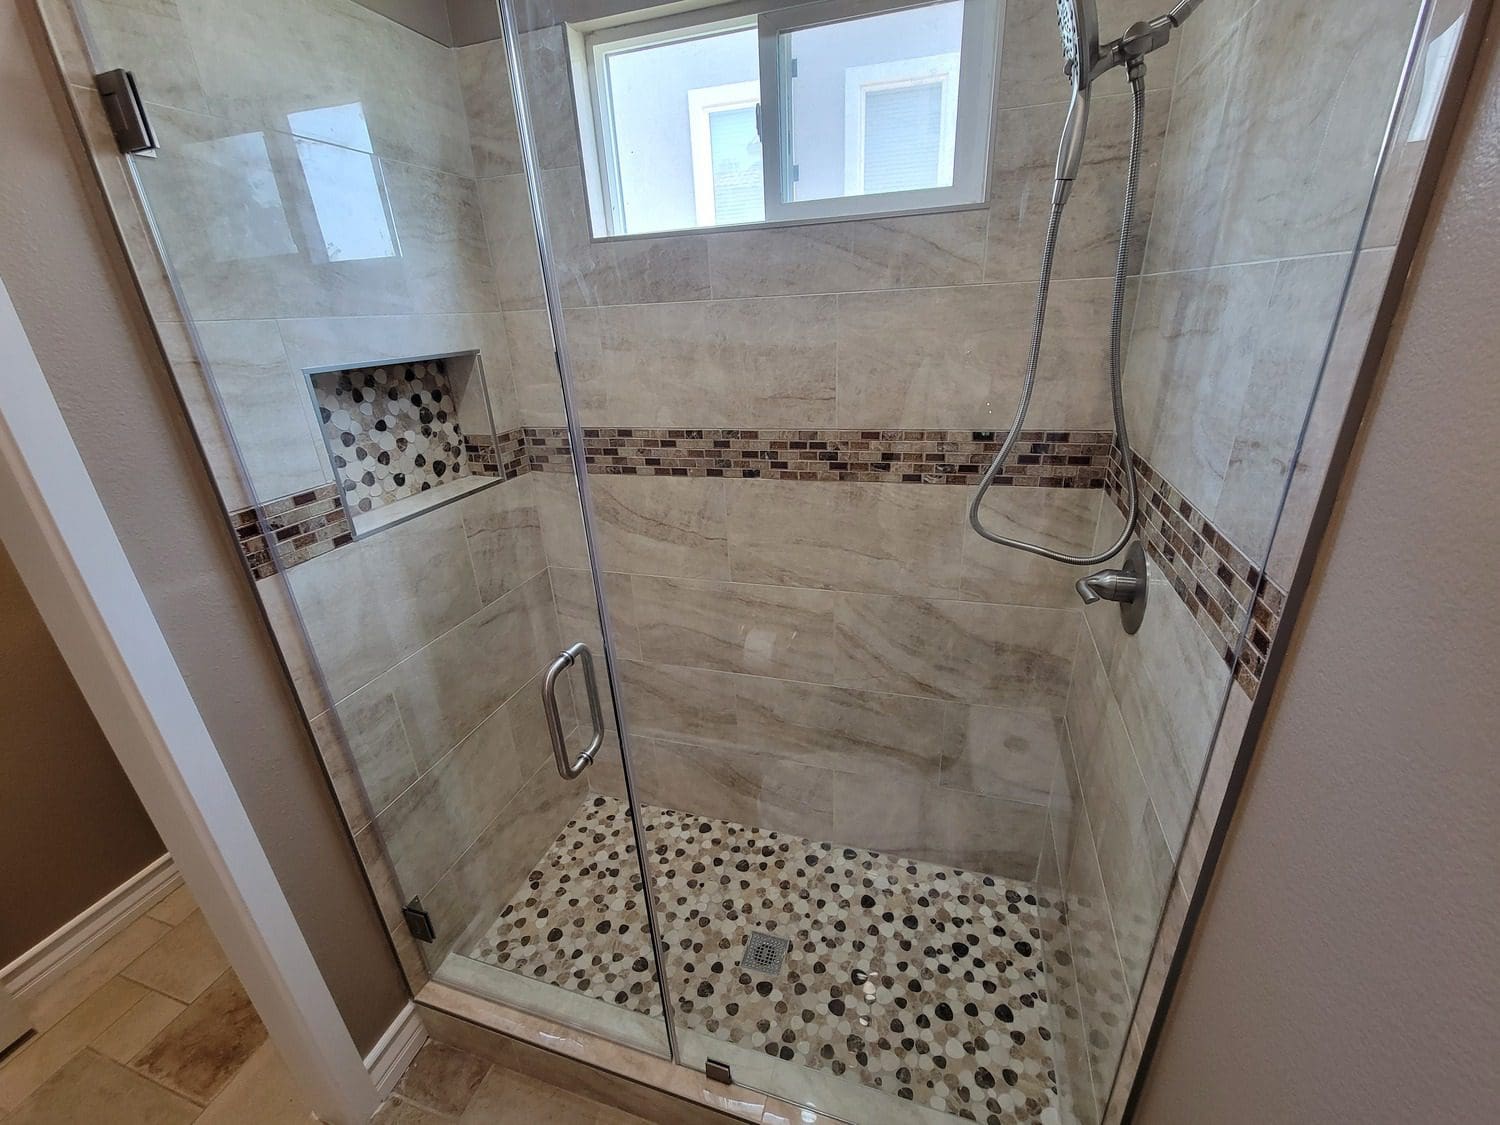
(468, 796, 1063, 1125)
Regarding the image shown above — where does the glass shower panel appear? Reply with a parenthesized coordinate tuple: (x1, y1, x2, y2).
(503, 0, 1444, 1121)
(68, 0, 670, 1058)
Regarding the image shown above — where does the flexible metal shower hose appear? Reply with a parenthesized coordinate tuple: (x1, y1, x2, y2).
(968, 72, 1146, 565)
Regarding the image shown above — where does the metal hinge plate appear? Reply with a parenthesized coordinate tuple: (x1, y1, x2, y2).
(94, 69, 157, 157)
(402, 897, 436, 943)
(705, 1058, 733, 1085)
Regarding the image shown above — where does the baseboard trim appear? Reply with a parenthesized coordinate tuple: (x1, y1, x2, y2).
(1, 854, 179, 998)
(365, 1001, 427, 1097)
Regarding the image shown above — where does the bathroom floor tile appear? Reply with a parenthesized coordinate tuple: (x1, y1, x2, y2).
(130, 970, 268, 1104)
(4, 1050, 198, 1125)
(468, 796, 1061, 1125)
(121, 912, 229, 1004)
(394, 1041, 491, 1116)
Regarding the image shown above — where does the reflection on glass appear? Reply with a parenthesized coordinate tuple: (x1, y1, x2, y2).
(178, 131, 296, 262)
(780, 0, 963, 201)
(287, 103, 399, 262)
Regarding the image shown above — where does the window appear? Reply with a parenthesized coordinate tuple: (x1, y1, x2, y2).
(573, 0, 998, 237)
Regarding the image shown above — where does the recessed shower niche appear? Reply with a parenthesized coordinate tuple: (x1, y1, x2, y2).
(306, 351, 509, 536)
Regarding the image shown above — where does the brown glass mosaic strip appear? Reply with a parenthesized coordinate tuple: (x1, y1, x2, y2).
(523, 427, 1116, 486)
(465, 429, 527, 480)
(231, 483, 354, 581)
(1105, 453, 1286, 698)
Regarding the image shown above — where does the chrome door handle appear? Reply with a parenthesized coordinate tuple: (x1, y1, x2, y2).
(541, 642, 605, 779)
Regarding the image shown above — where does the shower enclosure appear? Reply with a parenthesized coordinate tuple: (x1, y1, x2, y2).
(46, 0, 1465, 1120)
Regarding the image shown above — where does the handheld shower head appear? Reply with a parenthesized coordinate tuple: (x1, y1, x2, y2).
(1056, 0, 1100, 84)
(1053, 0, 1101, 204)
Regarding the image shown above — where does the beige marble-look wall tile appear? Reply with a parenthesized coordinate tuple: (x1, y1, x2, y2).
(1144, 0, 1417, 273)
(134, 103, 411, 323)
(316, 679, 419, 820)
(379, 158, 498, 315)
(418, 754, 578, 952)
(835, 281, 1113, 429)
(705, 209, 986, 298)
(539, 167, 711, 308)
(960, 486, 1104, 609)
(831, 774, 1048, 880)
(479, 174, 545, 310)
(287, 502, 482, 701)
(192, 318, 328, 502)
(513, 25, 582, 173)
(531, 469, 589, 569)
(461, 474, 547, 602)
(1085, 552, 1228, 847)
(1123, 259, 1279, 518)
(376, 694, 533, 896)
(568, 297, 838, 428)
(941, 705, 1067, 805)
(159, 0, 476, 176)
(550, 565, 636, 661)
(456, 38, 523, 179)
(1065, 627, 1173, 996)
(630, 575, 838, 682)
(615, 660, 740, 750)
(503, 308, 565, 426)
(1213, 251, 1352, 553)
(733, 675, 952, 781)
(987, 91, 1167, 285)
(384, 570, 553, 769)
(1267, 246, 1395, 585)
(833, 592, 1079, 712)
(726, 479, 966, 599)
(588, 475, 731, 581)
(629, 736, 843, 842)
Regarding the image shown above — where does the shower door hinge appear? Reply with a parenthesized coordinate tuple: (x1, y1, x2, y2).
(94, 69, 158, 157)
(704, 1058, 733, 1085)
(402, 897, 436, 943)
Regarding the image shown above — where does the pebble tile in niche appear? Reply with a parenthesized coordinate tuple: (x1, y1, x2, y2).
(468, 796, 1062, 1125)
(312, 358, 470, 514)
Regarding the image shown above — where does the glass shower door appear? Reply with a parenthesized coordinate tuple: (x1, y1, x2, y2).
(66, 0, 673, 1058)
(499, 0, 1449, 1122)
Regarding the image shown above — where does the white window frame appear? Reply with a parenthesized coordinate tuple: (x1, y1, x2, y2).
(686, 80, 764, 225)
(572, 0, 999, 238)
(842, 54, 960, 196)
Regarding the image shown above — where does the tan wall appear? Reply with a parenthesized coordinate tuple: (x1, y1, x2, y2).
(0, 0, 407, 1051)
(0, 542, 165, 965)
(1136, 13, 1500, 1123)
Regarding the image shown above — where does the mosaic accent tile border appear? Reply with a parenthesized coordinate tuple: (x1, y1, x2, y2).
(525, 427, 1116, 487)
(464, 430, 527, 480)
(226, 424, 1284, 703)
(232, 483, 354, 581)
(313, 358, 471, 515)
(471, 795, 1061, 1125)
(1105, 453, 1287, 698)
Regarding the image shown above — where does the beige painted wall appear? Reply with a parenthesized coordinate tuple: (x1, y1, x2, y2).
(0, 541, 165, 965)
(1136, 14, 1500, 1124)
(0, 0, 408, 1052)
